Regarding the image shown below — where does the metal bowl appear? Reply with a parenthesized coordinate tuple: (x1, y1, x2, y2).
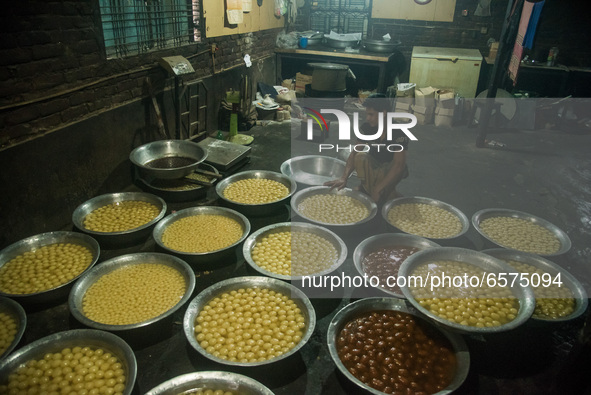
(472, 208, 572, 256)
(0, 231, 100, 304)
(280, 155, 346, 187)
(69, 253, 195, 332)
(291, 186, 377, 227)
(353, 233, 440, 298)
(362, 38, 401, 53)
(129, 139, 208, 180)
(482, 248, 588, 323)
(243, 222, 348, 281)
(0, 297, 26, 360)
(327, 297, 470, 395)
(399, 247, 536, 334)
(153, 206, 251, 265)
(183, 276, 316, 367)
(0, 329, 137, 395)
(324, 35, 359, 49)
(215, 170, 296, 216)
(382, 196, 470, 240)
(72, 192, 167, 248)
(145, 371, 274, 395)
(138, 163, 220, 203)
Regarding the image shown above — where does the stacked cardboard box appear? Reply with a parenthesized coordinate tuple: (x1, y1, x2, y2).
(395, 83, 415, 121)
(434, 89, 455, 127)
(295, 72, 313, 95)
(412, 86, 436, 124)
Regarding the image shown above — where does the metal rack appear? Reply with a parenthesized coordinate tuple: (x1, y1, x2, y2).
(309, 0, 371, 36)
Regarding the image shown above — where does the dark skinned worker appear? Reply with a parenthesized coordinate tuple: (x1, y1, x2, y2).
(324, 95, 410, 204)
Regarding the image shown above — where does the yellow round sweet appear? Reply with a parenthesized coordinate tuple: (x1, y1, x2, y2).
(251, 231, 338, 276)
(0, 243, 93, 294)
(223, 179, 289, 204)
(0, 346, 126, 395)
(479, 216, 561, 255)
(387, 203, 462, 238)
(161, 214, 244, 253)
(410, 260, 519, 328)
(0, 312, 18, 357)
(298, 194, 369, 224)
(194, 287, 306, 363)
(84, 200, 160, 232)
(82, 263, 186, 325)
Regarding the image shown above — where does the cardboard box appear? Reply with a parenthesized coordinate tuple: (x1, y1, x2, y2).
(415, 86, 436, 107)
(396, 83, 416, 98)
(295, 73, 313, 94)
(435, 89, 455, 126)
(412, 104, 435, 124)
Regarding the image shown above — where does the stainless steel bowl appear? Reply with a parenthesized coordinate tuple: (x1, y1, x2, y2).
(138, 163, 220, 203)
(362, 38, 401, 53)
(353, 233, 440, 298)
(129, 139, 208, 180)
(215, 170, 296, 216)
(243, 222, 348, 281)
(382, 196, 470, 240)
(0, 231, 100, 304)
(145, 371, 274, 395)
(72, 192, 167, 248)
(183, 276, 316, 367)
(69, 253, 195, 332)
(482, 248, 588, 323)
(0, 329, 137, 395)
(0, 297, 26, 360)
(280, 155, 346, 187)
(327, 297, 470, 395)
(291, 186, 377, 227)
(153, 206, 251, 265)
(399, 247, 536, 334)
(472, 208, 572, 256)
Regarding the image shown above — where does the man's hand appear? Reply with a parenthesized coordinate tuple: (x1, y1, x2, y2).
(370, 187, 382, 203)
(324, 178, 347, 190)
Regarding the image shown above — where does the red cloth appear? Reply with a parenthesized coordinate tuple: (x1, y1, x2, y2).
(508, 1, 534, 85)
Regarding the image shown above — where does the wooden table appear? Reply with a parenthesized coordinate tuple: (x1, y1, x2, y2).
(275, 46, 401, 93)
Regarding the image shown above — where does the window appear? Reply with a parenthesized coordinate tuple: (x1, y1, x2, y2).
(99, 0, 201, 59)
(309, 0, 370, 35)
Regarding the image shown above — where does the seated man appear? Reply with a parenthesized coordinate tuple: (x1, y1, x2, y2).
(324, 95, 409, 204)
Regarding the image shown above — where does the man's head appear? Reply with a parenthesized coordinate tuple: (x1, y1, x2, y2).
(363, 94, 390, 127)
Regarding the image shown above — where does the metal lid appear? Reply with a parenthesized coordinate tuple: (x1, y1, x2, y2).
(307, 62, 350, 70)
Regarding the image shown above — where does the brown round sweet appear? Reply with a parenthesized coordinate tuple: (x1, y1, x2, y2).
(337, 310, 456, 394)
(362, 246, 420, 294)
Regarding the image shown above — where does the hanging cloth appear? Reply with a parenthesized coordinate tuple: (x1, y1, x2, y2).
(523, 0, 545, 49)
(508, 0, 534, 85)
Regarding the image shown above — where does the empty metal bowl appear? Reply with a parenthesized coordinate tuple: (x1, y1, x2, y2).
(327, 297, 470, 395)
(153, 206, 251, 265)
(72, 192, 167, 248)
(0, 329, 137, 395)
(0, 297, 26, 360)
(183, 276, 316, 367)
(291, 186, 377, 227)
(324, 35, 359, 48)
(69, 253, 195, 332)
(129, 139, 208, 180)
(243, 221, 348, 281)
(215, 170, 296, 216)
(0, 231, 100, 304)
(472, 208, 572, 256)
(353, 233, 440, 298)
(399, 247, 536, 334)
(280, 155, 347, 187)
(138, 163, 220, 203)
(482, 248, 588, 323)
(382, 196, 470, 240)
(362, 38, 402, 53)
(145, 371, 274, 395)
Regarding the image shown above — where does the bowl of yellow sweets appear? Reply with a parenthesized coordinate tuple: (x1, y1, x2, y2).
(68, 253, 195, 335)
(0, 329, 137, 395)
(145, 371, 274, 395)
(153, 206, 251, 265)
(215, 170, 296, 216)
(0, 297, 26, 360)
(72, 192, 167, 248)
(482, 248, 588, 323)
(0, 231, 100, 304)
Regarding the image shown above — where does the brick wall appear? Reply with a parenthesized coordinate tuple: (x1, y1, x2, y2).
(0, 1, 280, 150)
